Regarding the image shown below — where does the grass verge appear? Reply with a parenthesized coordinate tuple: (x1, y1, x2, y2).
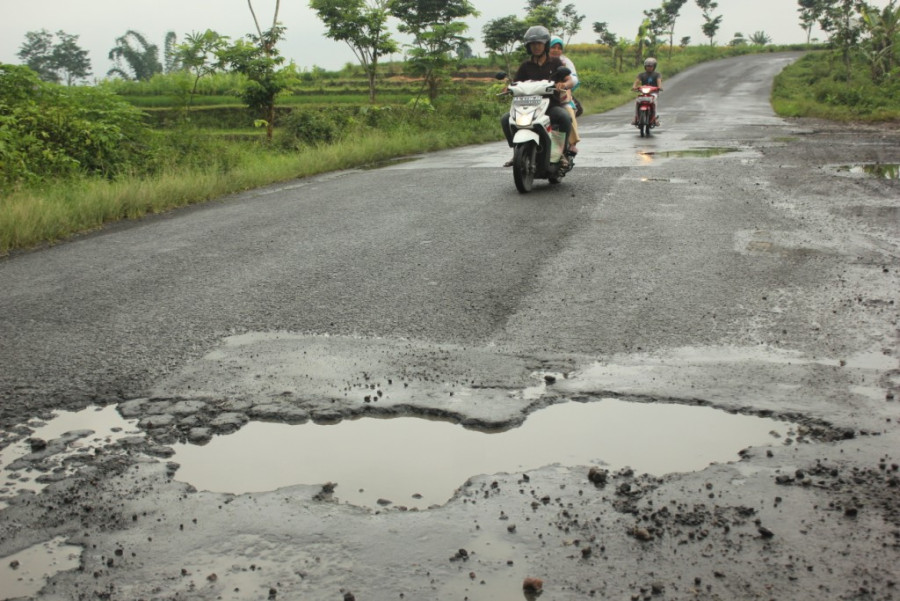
(772, 51, 900, 122)
(0, 121, 501, 255)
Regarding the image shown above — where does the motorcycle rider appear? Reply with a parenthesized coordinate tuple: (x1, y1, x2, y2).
(501, 25, 575, 167)
(632, 57, 663, 126)
(548, 36, 580, 154)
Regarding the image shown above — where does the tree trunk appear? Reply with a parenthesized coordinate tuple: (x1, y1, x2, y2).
(368, 70, 377, 103)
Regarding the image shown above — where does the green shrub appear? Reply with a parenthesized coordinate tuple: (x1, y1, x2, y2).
(578, 71, 626, 94)
(1, 64, 151, 189)
(277, 106, 357, 149)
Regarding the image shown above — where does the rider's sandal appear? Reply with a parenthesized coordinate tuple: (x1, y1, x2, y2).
(503, 158, 514, 168)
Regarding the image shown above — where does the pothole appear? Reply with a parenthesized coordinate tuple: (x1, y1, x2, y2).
(0, 406, 141, 508)
(169, 399, 797, 510)
(640, 148, 739, 159)
(0, 537, 82, 601)
(832, 163, 900, 180)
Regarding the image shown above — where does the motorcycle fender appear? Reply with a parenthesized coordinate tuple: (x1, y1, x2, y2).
(512, 130, 541, 145)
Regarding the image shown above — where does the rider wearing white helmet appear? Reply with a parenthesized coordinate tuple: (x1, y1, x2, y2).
(632, 57, 663, 126)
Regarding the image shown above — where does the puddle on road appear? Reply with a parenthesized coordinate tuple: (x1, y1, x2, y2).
(170, 399, 794, 509)
(640, 148, 738, 159)
(834, 163, 900, 180)
(0, 537, 82, 601)
(0, 405, 140, 507)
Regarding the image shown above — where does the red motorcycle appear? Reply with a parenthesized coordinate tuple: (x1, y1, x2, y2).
(634, 85, 660, 137)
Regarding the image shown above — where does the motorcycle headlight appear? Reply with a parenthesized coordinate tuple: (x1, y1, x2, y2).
(515, 108, 535, 127)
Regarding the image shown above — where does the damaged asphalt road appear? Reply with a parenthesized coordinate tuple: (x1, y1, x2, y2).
(1, 53, 899, 600)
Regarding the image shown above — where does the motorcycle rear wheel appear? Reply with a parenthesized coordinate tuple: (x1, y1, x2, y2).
(513, 142, 537, 193)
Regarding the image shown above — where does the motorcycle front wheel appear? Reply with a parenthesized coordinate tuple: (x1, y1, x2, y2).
(513, 142, 537, 193)
(639, 111, 650, 137)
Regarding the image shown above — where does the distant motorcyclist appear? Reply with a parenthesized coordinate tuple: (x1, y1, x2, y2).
(501, 25, 575, 167)
(632, 57, 663, 126)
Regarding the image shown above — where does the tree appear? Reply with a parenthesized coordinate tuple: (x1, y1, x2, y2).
(483, 15, 526, 75)
(164, 32, 182, 73)
(642, 7, 669, 56)
(310, 0, 397, 103)
(523, 0, 563, 33)
(635, 19, 652, 65)
(108, 30, 163, 80)
(18, 30, 57, 82)
(661, 0, 688, 57)
(729, 32, 747, 46)
(749, 30, 772, 45)
(18, 29, 92, 85)
(559, 4, 585, 45)
(175, 30, 229, 105)
(797, 0, 823, 44)
(390, 0, 479, 101)
(456, 41, 475, 59)
(696, 0, 723, 46)
(817, 0, 863, 79)
(52, 32, 92, 86)
(220, 0, 296, 141)
(593, 21, 618, 61)
(858, 0, 900, 81)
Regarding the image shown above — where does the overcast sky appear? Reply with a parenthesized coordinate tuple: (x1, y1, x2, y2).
(0, 0, 888, 79)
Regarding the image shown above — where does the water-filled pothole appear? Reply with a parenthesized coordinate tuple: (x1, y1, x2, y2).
(0, 406, 140, 507)
(0, 537, 81, 601)
(836, 163, 900, 180)
(641, 148, 738, 159)
(170, 399, 795, 509)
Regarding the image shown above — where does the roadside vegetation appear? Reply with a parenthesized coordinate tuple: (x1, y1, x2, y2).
(772, 0, 900, 121)
(2, 0, 898, 255)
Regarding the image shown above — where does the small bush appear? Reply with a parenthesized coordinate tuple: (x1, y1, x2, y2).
(277, 107, 357, 149)
(1, 64, 152, 189)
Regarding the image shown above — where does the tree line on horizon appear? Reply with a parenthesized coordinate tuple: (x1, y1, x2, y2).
(9, 0, 899, 132)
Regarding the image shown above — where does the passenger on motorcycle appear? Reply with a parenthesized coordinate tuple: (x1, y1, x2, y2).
(501, 25, 575, 167)
(632, 57, 663, 126)
(549, 37, 580, 154)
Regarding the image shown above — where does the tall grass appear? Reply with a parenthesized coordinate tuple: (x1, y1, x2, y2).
(772, 51, 900, 121)
(0, 112, 501, 254)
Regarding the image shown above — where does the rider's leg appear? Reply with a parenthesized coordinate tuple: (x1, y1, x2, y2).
(563, 103, 580, 152)
(548, 106, 572, 165)
(548, 106, 571, 146)
(500, 113, 515, 167)
(500, 113, 514, 146)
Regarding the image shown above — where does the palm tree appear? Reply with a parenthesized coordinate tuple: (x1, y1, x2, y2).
(749, 31, 772, 45)
(107, 30, 163, 81)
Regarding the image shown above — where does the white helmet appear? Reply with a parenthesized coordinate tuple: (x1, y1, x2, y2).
(644, 57, 658, 68)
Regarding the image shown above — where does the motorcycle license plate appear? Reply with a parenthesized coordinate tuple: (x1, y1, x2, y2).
(514, 96, 542, 107)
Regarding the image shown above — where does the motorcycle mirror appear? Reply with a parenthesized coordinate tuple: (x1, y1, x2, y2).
(495, 72, 508, 80)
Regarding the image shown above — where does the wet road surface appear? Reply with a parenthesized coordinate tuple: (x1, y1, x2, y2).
(1, 53, 899, 600)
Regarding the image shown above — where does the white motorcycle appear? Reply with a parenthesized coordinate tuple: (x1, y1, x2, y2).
(498, 69, 574, 193)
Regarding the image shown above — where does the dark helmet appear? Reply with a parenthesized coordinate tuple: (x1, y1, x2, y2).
(523, 26, 551, 54)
